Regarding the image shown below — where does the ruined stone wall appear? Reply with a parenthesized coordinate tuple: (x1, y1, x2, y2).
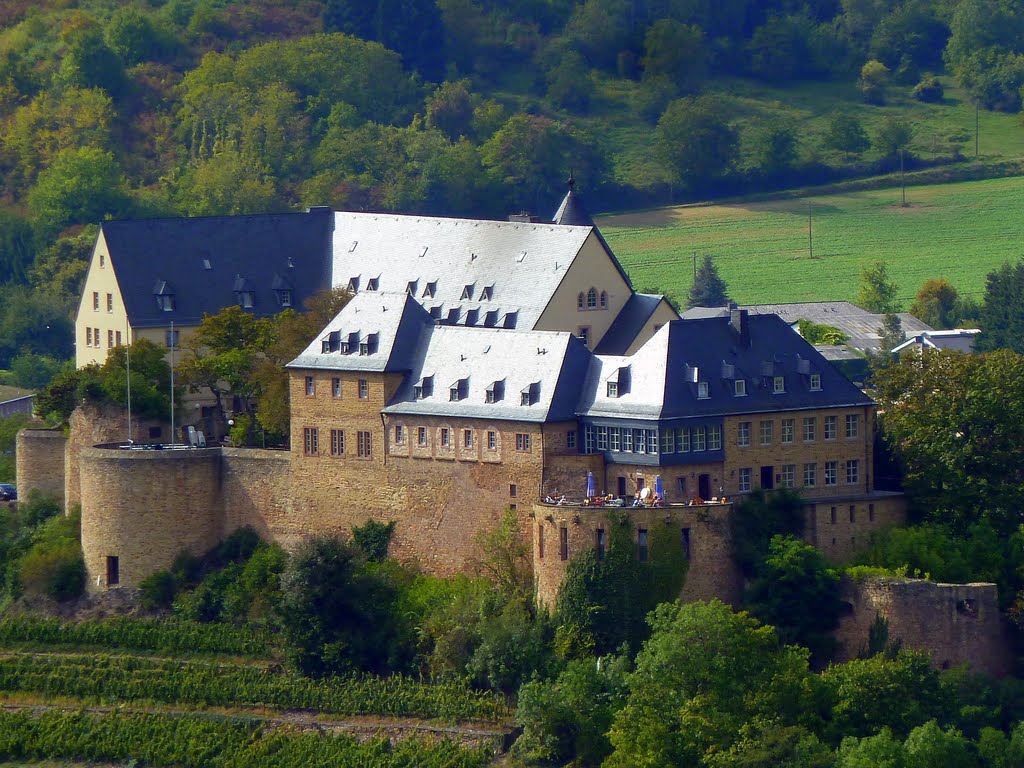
(15, 428, 67, 504)
(533, 502, 742, 610)
(220, 448, 291, 542)
(79, 447, 223, 590)
(835, 577, 1012, 677)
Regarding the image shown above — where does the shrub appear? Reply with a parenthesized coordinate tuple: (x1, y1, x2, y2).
(19, 540, 85, 602)
(912, 74, 944, 102)
(352, 519, 395, 563)
(139, 570, 176, 610)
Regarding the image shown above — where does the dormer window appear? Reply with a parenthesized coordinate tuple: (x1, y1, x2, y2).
(429, 306, 443, 320)
(347, 276, 360, 292)
(322, 330, 340, 353)
(359, 333, 378, 355)
(339, 332, 358, 354)
(484, 310, 498, 327)
(809, 373, 822, 391)
(279, 290, 292, 307)
(606, 366, 629, 398)
(413, 375, 433, 400)
(503, 311, 518, 329)
(481, 285, 493, 301)
(239, 291, 254, 308)
(201, 257, 211, 270)
(447, 307, 461, 324)
(521, 382, 539, 406)
(607, 381, 618, 398)
(449, 378, 468, 401)
(233, 275, 254, 309)
(773, 375, 785, 394)
(465, 309, 479, 326)
(461, 284, 474, 300)
(486, 380, 504, 403)
(697, 381, 710, 399)
(734, 379, 747, 396)
(407, 280, 417, 295)
(423, 281, 436, 298)
(367, 277, 379, 291)
(153, 280, 175, 312)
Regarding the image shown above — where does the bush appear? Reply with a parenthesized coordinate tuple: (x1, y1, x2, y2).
(138, 570, 176, 610)
(912, 74, 944, 102)
(19, 541, 84, 602)
(352, 519, 395, 563)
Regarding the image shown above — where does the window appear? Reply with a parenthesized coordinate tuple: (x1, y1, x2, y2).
(600, 291, 608, 308)
(577, 292, 585, 310)
(708, 425, 722, 450)
(394, 425, 404, 445)
(634, 429, 646, 454)
(93, 328, 100, 347)
(450, 386, 460, 402)
(773, 375, 785, 393)
(93, 292, 99, 311)
(332, 378, 342, 398)
(510, 483, 517, 498)
(417, 427, 427, 447)
(520, 391, 531, 406)
(734, 379, 747, 396)
(677, 427, 690, 452)
(609, 427, 621, 451)
(824, 415, 837, 440)
(693, 426, 706, 451)
(357, 430, 371, 458)
(106, 293, 112, 312)
(458, 429, 470, 449)
(759, 420, 773, 446)
(106, 555, 119, 586)
(648, 429, 659, 453)
(584, 426, 594, 453)
(810, 373, 821, 391)
(305, 376, 315, 396)
(738, 468, 752, 492)
(804, 463, 816, 487)
(606, 381, 618, 398)
(280, 290, 292, 307)
(596, 426, 608, 450)
(622, 428, 633, 452)
(440, 428, 450, 448)
(538, 526, 544, 559)
(358, 379, 368, 399)
(303, 427, 318, 456)
(824, 460, 837, 486)
(516, 433, 531, 451)
(677, 477, 687, 496)
(560, 528, 569, 561)
(481, 285, 493, 300)
(660, 429, 675, 453)
(238, 291, 254, 309)
(737, 421, 751, 447)
(115, 331, 121, 346)
(487, 431, 497, 450)
(165, 329, 179, 349)
(781, 464, 796, 488)
(330, 429, 345, 456)
(578, 327, 590, 348)
(781, 418, 794, 444)
(802, 416, 816, 442)
(566, 430, 576, 450)
(846, 459, 859, 484)
(107, 330, 114, 348)
(697, 381, 710, 399)
(638, 529, 649, 562)
(846, 414, 860, 438)
(100, 253, 105, 267)
(86, 328, 92, 346)
(596, 529, 606, 560)
(587, 287, 597, 309)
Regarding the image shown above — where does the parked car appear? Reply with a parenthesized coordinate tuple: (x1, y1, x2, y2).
(0, 483, 16, 501)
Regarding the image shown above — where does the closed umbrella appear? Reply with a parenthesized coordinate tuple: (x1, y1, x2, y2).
(655, 475, 664, 501)
(586, 470, 595, 500)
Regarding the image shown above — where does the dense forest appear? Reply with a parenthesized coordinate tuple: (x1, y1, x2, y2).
(0, 0, 1021, 379)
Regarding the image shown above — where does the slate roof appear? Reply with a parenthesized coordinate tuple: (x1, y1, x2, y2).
(331, 212, 594, 331)
(593, 293, 670, 355)
(740, 302, 933, 352)
(287, 291, 430, 373)
(579, 312, 872, 421)
(382, 326, 591, 423)
(552, 176, 594, 227)
(100, 208, 334, 328)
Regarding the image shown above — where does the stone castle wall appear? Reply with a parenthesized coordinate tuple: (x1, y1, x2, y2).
(219, 447, 291, 542)
(15, 428, 66, 504)
(835, 577, 1012, 677)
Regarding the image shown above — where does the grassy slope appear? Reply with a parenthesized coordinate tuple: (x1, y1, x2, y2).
(599, 175, 1024, 308)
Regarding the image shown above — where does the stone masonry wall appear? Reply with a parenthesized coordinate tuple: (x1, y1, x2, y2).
(533, 502, 742, 611)
(805, 493, 906, 563)
(80, 447, 223, 590)
(220, 448, 291, 542)
(835, 577, 1012, 677)
(15, 428, 66, 504)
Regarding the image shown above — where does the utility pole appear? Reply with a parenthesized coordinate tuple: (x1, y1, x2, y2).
(693, 252, 697, 282)
(808, 203, 813, 260)
(976, 103, 980, 158)
(125, 321, 132, 444)
(900, 149, 907, 207)
(170, 320, 175, 444)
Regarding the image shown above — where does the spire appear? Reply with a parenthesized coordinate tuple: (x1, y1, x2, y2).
(552, 172, 594, 227)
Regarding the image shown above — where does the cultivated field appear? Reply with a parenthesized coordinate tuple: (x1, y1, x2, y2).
(599, 175, 1024, 308)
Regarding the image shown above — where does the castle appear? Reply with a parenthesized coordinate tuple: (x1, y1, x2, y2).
(21, 183, 906, 611)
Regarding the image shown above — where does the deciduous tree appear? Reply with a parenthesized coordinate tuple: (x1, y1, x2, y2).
(977, 260, 1024, 353)
(856, 260, 899, 313)
(657, 95, 739, 191)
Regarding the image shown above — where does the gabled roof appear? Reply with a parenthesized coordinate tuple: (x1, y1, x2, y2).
(332, 212, 594, 331)
(382, 326, 591, 423)
(579, 313, 872, 421)
(892, 328, 980, 355)
(593, 293, 671, 355)
(287, 291, 430, 373)
(100, 208, 334, 328)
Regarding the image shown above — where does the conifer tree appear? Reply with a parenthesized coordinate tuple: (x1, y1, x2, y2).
(687, 254, 731, 308)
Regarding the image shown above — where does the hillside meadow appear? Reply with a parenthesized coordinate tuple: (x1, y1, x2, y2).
(599, 175, 1024, 308)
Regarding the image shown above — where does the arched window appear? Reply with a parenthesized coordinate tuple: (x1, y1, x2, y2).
(587, 287, 597, 309)
(578, 292, 585, 310)
(600, 291, 607, 308)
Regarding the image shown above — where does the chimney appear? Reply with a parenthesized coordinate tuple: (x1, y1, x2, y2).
(730, 308, 750, 347)
(508, 211, 541, 223)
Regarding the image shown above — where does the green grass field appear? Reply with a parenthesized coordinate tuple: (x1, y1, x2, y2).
(598, 175, 1024, 308)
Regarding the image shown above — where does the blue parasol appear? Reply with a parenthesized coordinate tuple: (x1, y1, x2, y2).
(586, 470, 595, 499)
(655, 475, 664, 500)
